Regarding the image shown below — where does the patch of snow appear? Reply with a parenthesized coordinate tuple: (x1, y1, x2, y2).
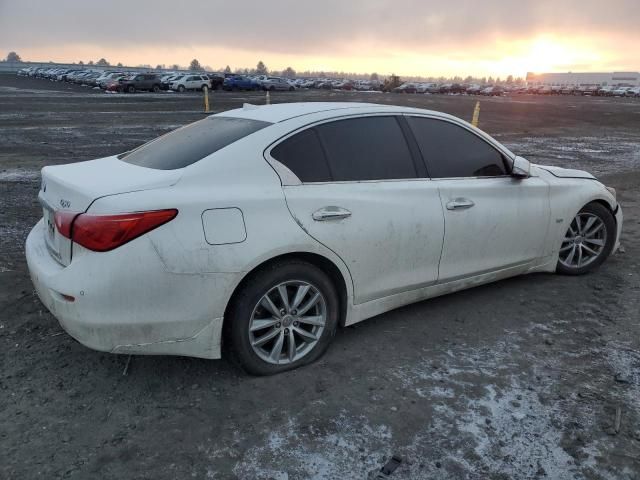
(0, 169, 40, 182)
(228, 412, 393, 480)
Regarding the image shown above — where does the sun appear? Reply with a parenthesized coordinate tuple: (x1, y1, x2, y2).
(526, 38, 574, 72)
(486, 35, 604, 78)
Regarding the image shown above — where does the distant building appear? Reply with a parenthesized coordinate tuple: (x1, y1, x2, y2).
(526, 71, 640, 87)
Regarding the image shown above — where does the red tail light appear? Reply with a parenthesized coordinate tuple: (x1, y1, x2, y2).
(54, 211, 77, 239)
(66, 209, 177, 252)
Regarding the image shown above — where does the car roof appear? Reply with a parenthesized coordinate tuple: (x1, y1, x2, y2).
(215, 102, 422, 123)
(213, 102, 516, 160)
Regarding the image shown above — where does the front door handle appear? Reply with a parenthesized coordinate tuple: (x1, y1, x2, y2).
(446, 198, 475, 210)
(312, 206, 352, 221)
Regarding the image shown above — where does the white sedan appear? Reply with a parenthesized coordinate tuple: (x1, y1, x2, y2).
(26, 102, 623, 375)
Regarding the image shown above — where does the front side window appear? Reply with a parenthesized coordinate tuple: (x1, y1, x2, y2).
(407, 116, 508, 178)
(120, 117, 271, 170)
(315, 116, 417, 181)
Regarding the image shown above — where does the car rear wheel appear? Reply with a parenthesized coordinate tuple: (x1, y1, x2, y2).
(226, 260, 339, 375)
(178, 85, 185, 92)
(557, 202, 616, 275)
(127, 85, 135, 93)
(152, 85, 160, 92)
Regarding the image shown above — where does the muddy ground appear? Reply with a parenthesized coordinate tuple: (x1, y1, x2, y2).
(1, 74, 639, 479)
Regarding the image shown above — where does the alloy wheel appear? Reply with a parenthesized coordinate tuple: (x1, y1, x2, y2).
(559, 212, 607, 269)
(248, 280, 327, 365)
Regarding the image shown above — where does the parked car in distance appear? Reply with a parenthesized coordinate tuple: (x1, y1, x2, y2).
(481, 86, 504, 96)
(26, 102, 622, 376)
(612, 86, 631, 97)
(393, 83, 418, 93)
(206, 72, 225, 90)
(627, 86, 640, 97)
(161, 74, 182, 90)
(466, 84, 484, 95)
(223, 75, 260, 91)
(261, 76, 295, 91)
(171, 74, 211, 92)
(117, 73, 162, 93)
(98, 72, 124, 89)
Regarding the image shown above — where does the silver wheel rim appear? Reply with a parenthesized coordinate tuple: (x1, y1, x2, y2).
(249, 280, 326, 365)
(559, 212, 607, 269)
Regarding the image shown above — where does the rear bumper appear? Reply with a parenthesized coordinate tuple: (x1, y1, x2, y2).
(26, 219, 237, 359)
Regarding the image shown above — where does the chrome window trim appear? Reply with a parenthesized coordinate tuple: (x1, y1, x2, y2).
(264, 111, 517, 186)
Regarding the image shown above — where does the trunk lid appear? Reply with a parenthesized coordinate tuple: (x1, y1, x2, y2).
(39, 156, 182, 266)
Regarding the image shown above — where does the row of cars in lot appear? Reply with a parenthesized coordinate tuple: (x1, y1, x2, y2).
(525, 84, 640, 97)
(16, 66, 640, 97)
(17, 66, 383, 93)
(393, 82, 640, 97)
(17, 66, 306, 93)
(393, 82, 506, 95)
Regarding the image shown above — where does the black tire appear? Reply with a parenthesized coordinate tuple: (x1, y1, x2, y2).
(127, 85, 135, 93)
(289, 86, 294, 91)
(177, 85, 185, 92)
(225, 260, 339, 375)
(269, 86, 275, 91)
(152, 85, 160, 93)
(556, 202, 616, 275)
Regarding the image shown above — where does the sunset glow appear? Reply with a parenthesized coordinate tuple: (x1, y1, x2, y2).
(1, 1, 638, 78)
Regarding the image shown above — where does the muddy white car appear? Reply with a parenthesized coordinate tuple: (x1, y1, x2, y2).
(26, 102, 623, 375)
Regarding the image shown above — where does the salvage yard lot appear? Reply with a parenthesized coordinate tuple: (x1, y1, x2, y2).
(1, 74, 639, 479)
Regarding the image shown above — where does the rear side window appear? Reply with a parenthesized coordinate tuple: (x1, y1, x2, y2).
(407, 117, 507, 178)
(271, 128, 331, 182)
(316, 116, 416, 181)
(120, 117, 271, 170)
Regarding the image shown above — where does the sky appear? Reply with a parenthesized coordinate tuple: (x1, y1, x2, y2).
(1, 0, 639, 78)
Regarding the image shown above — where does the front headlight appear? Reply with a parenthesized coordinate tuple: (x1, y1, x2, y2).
(605, 186, 617, 201)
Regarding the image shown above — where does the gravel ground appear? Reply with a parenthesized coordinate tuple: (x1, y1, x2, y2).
(1, 74, 639, 479)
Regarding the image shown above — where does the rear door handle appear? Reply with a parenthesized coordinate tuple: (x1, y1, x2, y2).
(312, 206, 352, 221)
(446, 198, 475, 210)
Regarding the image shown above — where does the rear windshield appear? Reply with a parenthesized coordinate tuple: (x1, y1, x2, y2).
(119, 117, 271, 170)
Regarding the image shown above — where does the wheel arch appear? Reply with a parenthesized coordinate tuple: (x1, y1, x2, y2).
(589, 198, 617, 221)
(222, 251, 351, 345)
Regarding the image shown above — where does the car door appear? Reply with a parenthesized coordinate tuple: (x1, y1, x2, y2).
(268, 115, 445, 305)
(141, 75, 152, 89)
(405, 115, 550, 282)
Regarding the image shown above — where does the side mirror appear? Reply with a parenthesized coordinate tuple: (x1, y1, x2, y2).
(511, 156, 531, 178)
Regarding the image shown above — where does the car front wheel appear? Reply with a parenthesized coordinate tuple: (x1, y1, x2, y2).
(557, 202, 616, 275)
(226, 260, 339, 375)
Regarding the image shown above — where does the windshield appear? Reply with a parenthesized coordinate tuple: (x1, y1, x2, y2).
(119, 117, 271, 170)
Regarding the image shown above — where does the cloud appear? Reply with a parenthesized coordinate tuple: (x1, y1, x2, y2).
(1, 0, 638, 75)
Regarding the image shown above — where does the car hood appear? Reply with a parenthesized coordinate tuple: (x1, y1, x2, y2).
(533, 164, 596, 180)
